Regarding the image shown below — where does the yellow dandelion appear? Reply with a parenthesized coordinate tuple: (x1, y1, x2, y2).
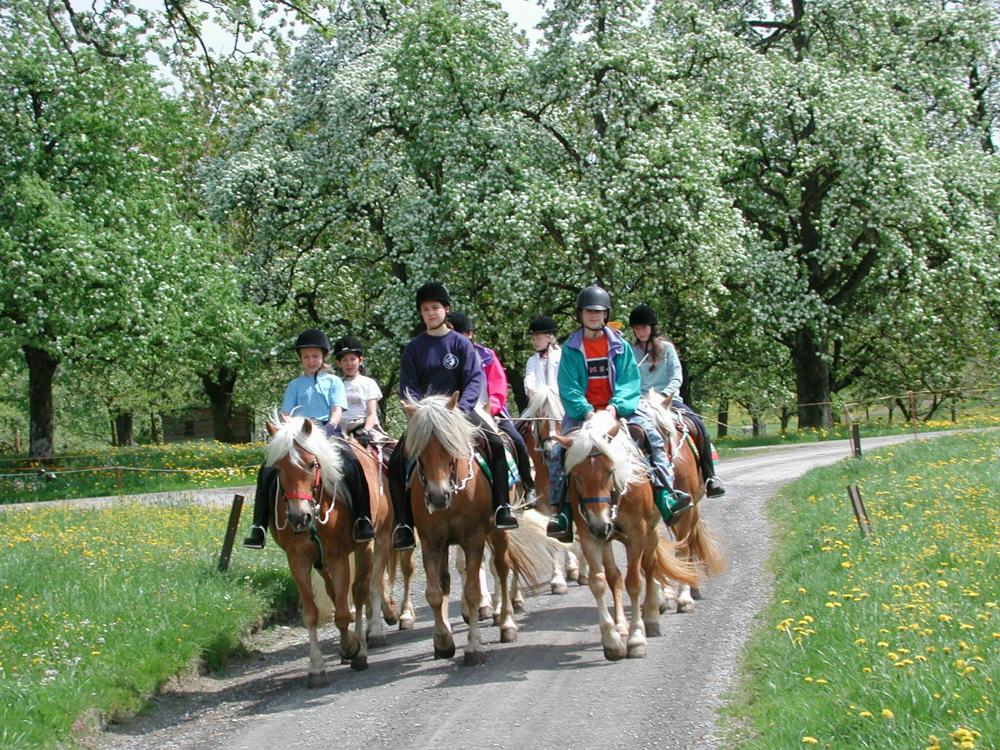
(801, 737, 819, 745)
(880, 708, 894, 719)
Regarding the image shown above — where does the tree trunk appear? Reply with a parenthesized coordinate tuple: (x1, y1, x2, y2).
(110, 417, 119, 447)
(790, 329, 833, 429)
(14, 423, 22, 453)
(887, 402, 894, 423)
(115, 413, 134, 446)
(751, 413, 766, 437)
(201, 366, 240, 443)
(780, 406, 792, 433)
(950, 395, 957, 423)
(150, 412, 161, 443)
(24, 346, 59, 459)
(716, 399, 729, 439)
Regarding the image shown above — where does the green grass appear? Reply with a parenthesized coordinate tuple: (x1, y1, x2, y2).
(724, 431, 999, 749)
(0, 503, 296, 749)
(0, 441, 262, 505)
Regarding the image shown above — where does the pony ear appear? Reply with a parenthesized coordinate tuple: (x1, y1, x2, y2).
(661, 394, 673, 410)
(266, 421, 278, 437)
(553, 434, 574, 448)
(401, 401, 417, 419)
(301, 419, 313, 435)
(607, 421, 621, 439)
(446, 391, 460, 410)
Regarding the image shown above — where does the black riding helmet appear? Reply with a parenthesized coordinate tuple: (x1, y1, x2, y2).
(295, 328, 331, 354)
(332, 335, 365, 359)
(446, 311, 474, 334)
(575, 284, 611, 324)
(628, 304, 658, 327)
(415, 281, 451, 309)
(528, 315, 559, 335)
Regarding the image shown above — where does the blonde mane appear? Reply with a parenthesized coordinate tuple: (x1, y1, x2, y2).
(403, 395, 480, 459)
(265, 411, 344, 496)
(520, 385, 565, 421)
(563, 411, 647, 494)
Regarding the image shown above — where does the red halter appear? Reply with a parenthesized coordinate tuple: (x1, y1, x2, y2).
(283, 463, 322, 502)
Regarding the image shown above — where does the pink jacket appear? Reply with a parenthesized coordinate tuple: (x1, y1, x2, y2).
(474, 343, 509, 417)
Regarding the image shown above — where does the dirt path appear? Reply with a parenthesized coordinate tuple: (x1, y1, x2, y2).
(98, 432, 959, 750)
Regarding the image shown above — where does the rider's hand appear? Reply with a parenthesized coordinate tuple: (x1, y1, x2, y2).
(356, 430, 373, 447)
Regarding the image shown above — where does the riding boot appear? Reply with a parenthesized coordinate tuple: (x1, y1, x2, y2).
(545, 482, 573, 542)
(243, 464, 275, 549)
(339, 446, 375, 543)
(388, 442, 416, 550)
(653, 486, 693, 527)
(486, 432, 518, 530)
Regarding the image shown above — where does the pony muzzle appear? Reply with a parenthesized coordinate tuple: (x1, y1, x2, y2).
(580, 496, 614, 541)
(424, 485, 453, 511)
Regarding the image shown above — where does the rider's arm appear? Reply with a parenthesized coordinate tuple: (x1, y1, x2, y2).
(661, 341, 683, 399)
(398, 341, 423, 403)
(523, 354, 538, 397)
(609, 343, 641, 417)
(483, 350, 508, 416)
(557, 346, 594, 422)
(280, 378, 298, 417)
(327, 375, 348, 426)
(457, 338, 486, 414)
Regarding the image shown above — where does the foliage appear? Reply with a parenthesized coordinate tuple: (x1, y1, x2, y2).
(724, 431, 999, 748)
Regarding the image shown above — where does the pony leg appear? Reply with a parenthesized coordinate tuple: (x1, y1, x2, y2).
(604, 547, 628, 638)
(461, 541, 487, 666)
(423, 545, 454, 659)
(510, 566, 525, 613)
(675, 581, 695, 613)
(368, 539, 390, 644)
(332, 556, 361, 666)
(624, 540, 647, 658)
(454, 546, 470, 624)
(581, 537, 625, 661)
(641, 529, 662, 638)
(565, 546, 580, 583)
(399, 548, 416, 630)
(489, 533, 518, 644)
(288, 560, 327, 688)
(550, 544, 569, 595)
(350, 546, 374, 670)
(479, 561, 494, 622)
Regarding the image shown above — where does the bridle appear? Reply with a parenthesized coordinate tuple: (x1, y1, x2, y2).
(414, 443, 476, 499)
(273, 455, 335, 530)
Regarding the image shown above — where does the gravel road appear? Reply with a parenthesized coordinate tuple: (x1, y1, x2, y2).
(97, 432, 959, 750)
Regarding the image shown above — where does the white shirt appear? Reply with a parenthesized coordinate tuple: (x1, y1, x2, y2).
(524, 348, 561, 396)
(341, 374, 383, 426)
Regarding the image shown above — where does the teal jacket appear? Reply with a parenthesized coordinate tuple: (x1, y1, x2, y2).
(558, 327, 641, 423)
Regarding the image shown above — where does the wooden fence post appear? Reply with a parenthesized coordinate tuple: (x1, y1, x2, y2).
(851, 423, 862, 458)
(218, 494, 245, 572)
(847, 484, 871, 539)
(908, 390, 918, 436)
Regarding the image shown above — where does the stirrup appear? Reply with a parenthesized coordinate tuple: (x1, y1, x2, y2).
(546, 512, 572, 542)
(392, 524, 416, 551)
(705, 477, 726, 498)
(243, 525, 266, 549)
(352, 517, 375, 543)
(494, 504, 518, 530)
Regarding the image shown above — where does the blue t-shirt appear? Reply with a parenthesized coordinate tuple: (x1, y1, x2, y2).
(398, 331, 484, 414)
(281, 372, 347, 422)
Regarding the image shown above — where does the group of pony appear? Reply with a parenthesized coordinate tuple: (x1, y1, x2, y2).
(262, 386, 724, 686)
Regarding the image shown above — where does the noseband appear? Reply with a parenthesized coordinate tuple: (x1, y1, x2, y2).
(415, 444, 476, 497)
(574, 452, 620, 521)
(274, 459, 335, 530)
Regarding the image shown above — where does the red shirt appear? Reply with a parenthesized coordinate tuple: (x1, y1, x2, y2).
(583, 333, 612, 409)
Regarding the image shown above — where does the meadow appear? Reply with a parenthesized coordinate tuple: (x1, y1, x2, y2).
(724, 431, 998, 749)
(0, 503, 295, 749)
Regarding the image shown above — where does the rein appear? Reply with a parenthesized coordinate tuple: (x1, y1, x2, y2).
(273, 451, 339, 571)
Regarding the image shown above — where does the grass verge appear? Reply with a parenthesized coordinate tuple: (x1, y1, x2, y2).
(0, 441, 262, 504)
(723, 431, 998, 749)
(0, 502, 296, 749)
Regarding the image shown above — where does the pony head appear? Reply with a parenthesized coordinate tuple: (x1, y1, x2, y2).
(555, 411, 647, 541)
(265, 411, 344, 532)
(401, 392, 481, 510)
(521, 385, 565, 461)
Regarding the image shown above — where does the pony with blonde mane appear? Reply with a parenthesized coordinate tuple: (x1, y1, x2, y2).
(402, 393, 547, 665)
(265, 413, 395, 685)
(553, 411, 699, 660)
(642, 394, 725, 612)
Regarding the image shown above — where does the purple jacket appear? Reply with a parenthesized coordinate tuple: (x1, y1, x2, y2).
(399, 331, 484, 414)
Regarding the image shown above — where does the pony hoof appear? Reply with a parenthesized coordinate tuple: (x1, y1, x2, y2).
(350, 655, 369, 671)
(434, 644, 456, 659)
(691, 586, 703, 601)
(659, 599, 674, 615)
(513, 600, 526, 614)
(551, 581, 568, 595)
(677, 602, 694, 614)
(463, 650, 487, 667)
(500, 626, 517, 644)
(367, 634, 387, 649)
(399, 616, 414, 631)
(382, 609, 399, 626)
(576, 574, 588, 585)
(492, 614, 500, 626)
(645, 622, 662, 638)
(603, 645, 627, 662)
(478, 605, 494, 621)
(306, 671, 328, 689)
(463, 613, 470, 625)
(626, 643, 647, 659)
(566, 568, 579, 583)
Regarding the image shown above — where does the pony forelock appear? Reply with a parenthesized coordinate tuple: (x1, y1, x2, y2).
(521, 385, 565, 421)
(642, 392, 678, 441)
(265, 410, 343, 496)
(563, 411, 647, 494)
(403, 395, 479, 459)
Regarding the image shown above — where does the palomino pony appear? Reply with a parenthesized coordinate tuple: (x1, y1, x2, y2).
(518, 386, 585, 593)
(553, 411, 699, 660)
(401, 393, 546, 665)
(265, 414, 396, 685)
(643, 394, 725, 612)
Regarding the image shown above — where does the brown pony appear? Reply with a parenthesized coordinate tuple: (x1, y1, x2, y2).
(553, 412, 699, 660)
(401, 393, 542, 665)
(644, 394, 725, 612)
(265, 414, 395, 686)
